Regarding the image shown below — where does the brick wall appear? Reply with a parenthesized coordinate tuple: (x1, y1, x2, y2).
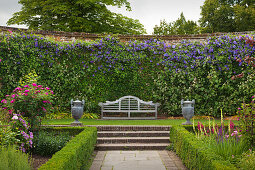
(1, 26, 253, 44)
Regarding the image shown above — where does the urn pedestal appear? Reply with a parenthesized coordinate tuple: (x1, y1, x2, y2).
(181, 99, 195, 125)
(71, 99, 84, 126)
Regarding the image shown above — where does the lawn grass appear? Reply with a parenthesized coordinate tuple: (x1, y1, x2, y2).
(42, 118, 239, 126)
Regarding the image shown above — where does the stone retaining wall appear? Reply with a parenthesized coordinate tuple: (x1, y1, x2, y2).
(1, 26, 254, 44)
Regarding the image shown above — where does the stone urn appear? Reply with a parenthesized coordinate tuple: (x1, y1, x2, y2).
(71, 99, 85, 126)
(181, 99, 195, 125)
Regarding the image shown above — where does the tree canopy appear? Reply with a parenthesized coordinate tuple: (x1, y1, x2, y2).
(153, 12, 200, 35)
(7, 0, 146, 35)
(199, 0, 255, 33)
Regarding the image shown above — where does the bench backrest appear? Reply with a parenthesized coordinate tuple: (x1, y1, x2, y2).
(99, 96, 159, 111)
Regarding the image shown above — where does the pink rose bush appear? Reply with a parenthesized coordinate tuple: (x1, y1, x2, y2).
(1, 83, 54, 131)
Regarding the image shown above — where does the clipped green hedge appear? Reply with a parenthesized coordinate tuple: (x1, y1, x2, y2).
(170, 126, 237, 170)
(39, 127, 97, 170)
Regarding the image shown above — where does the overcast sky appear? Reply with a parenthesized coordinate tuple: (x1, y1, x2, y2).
(0, 0, 205, 35)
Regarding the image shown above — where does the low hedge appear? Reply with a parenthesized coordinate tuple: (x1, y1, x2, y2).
(170, 126, 237, 170)
(39, 127, 97, 170)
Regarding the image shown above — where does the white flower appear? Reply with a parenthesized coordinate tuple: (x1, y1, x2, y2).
(12, 115, 18, 120)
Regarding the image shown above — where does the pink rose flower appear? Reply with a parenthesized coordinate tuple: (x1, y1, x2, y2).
(46, 87, 50, 90)
(24, 90, 30, 93)
(37, 85, 42, 88)
(10, 99, 15, 103)
(32, 83, 37, 86)
(1, 99, 7, 103)
(24, 85, 29, 88)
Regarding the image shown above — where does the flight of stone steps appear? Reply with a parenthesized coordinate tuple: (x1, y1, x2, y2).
(95, 125, 171, 150)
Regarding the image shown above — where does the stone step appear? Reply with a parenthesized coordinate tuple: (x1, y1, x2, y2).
(96, 143, 170, 150)
(97, 131, 170, 137)
(94, 125, 171, 131)
(97, 137, 170, 144)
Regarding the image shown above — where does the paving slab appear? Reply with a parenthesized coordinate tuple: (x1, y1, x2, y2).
(90, 150, 187, 170)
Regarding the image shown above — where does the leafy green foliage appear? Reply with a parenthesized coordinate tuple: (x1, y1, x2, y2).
(199, 0, 255, 33)
(153, 12, 200, 35)
(32, 131, 71, 156)
(0, 124, 20, 147)
(238, 149, 255, 170)
(0, 32, 255, 117)
(238, 99, 255, 149)
(7, 0, 146, 34)
(0, 145, 32, 170)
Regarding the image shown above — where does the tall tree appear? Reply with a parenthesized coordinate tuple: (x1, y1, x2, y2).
(7, 0, 146, 35)
(199, 0, 255, 33)
(153, 12, 200, 35)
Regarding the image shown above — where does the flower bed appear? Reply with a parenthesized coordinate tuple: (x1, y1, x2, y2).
(170, 125, 237, 170)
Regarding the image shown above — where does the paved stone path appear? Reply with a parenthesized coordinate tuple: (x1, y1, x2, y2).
(90, 150, 186, 170)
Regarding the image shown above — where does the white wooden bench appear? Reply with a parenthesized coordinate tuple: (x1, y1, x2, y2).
(98, 96, 160, 119)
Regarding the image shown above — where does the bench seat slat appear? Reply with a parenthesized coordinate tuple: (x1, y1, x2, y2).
(102, 110, 157, 113)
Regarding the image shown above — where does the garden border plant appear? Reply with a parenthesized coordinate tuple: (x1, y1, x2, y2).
(170, 125, 237, 170)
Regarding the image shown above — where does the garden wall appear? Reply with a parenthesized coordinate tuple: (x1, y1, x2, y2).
(0, 26, 253, 44)
(0, 31, 254, 117)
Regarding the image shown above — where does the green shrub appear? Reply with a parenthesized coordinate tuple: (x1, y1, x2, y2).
(238, 100, 255, 149)
(0, 122, 20, 147)
(0, 145, 32, 170)
(238, 149, 255, 170)
(32, 131, 71, 156)
(39, 127, 97, 170)
(170, 125, 237, 170)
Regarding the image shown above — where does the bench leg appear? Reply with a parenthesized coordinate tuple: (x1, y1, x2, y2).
(155, 107, 158, 119)
(101, 110, 103, 119)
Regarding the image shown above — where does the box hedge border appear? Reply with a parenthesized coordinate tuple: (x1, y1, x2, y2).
(39, 126, 97, 170)
(170, 125, 237, 170)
